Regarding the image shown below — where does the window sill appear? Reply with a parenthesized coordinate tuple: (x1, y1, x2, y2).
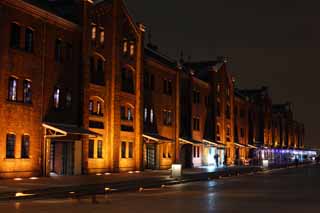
(6, 100, 33, 106)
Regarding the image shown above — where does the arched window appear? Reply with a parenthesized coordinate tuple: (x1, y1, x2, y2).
(121, 67, 134, 94)
(53, 87, 60, 109)
(89, 96, 104, 116)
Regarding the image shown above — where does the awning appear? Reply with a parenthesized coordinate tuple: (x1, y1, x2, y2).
(43, 123, 100, 138)
(234, 142, 246, 148)
(142, 133, 172, 143)
(247, 144, 258, 149)
(203, 139, 226, 148)
(179, 137, 202, 145)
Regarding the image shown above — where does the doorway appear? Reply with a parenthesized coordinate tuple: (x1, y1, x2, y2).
(146, 144, 156, 169)
(50, 141, 75, 176)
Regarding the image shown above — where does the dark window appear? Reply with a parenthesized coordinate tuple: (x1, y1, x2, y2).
(6, 134, 15, 159)
(193, 146, 196, 158)
(226, 103, 231, 119)
(217, 101, 221, 116)
(121, 68, 134, 93)
(150, 74, 154, 90)
(128, 142, 133, 158)
(193, 118, 200, 131)
(121, 142, 126, 158)
(66, 43, 72, 61)
(163, 110, 172, 126)
(121, 125, 134, 132)
(10, 23, 20, 48)
(216, 125, 220, 135)
(197, 146, 200, 158)
(89, 120, 104, 129)
(88, 140, 94, 158)
(55, 39, 63, 62)
(8, 77, 18, 101)
(193, 90, 200, 104)
(163, 80, 172, 95)
(66, 91, 72, 108)
(89, 100, 94, 114)
(144, 71, 149, 89)
(53, 87, 60, 109)
(23, 80, 32, 104)
(120, 106, 126, 120)
(240, 128, 245, 138)
(97, 59, 104, 79)
(21, 135, 30, 158)
(97, 140, 103, 158)
(25, 28, 34, 52)
(99, 28, 104, 47)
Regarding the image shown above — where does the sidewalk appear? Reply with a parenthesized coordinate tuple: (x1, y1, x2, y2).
(0, 164, 307, 201)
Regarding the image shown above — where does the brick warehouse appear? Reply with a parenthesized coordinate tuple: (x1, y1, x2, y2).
(0, 0, 306, 178)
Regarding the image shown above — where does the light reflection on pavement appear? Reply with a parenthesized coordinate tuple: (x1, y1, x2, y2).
(1, 165, 320, 213)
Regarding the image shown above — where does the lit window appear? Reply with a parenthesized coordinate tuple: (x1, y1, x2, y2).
(97, 101, 102, 115)
(127, 107, 132, 121)
(150, 108, 154, 123)
(123, 39, 128, 54)
(8, 77, 18, 101)
(130, 43, 135, 56)
(10, 23, 20, 48)
(23, 80, 32, 104)
(163, 110, 172, 126)
(89, 100, 94, 113)
(21, 135, 30, 158)
(144, 107, 148, 122)
(97, 140, 103, 158)
(25, 28, 34, 52)
(88, 140, 94, 158)
(99, 28, 104, 46)
(91, 25, 96, 41)
(53, 88, 60, 109)
(226, 87, 230, 97)
(6, 134, 15, 159)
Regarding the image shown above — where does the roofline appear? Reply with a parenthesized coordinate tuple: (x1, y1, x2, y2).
(3, 0, 80, 31)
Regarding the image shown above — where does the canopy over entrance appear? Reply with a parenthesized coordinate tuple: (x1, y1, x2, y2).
(43, 123, 100, 138)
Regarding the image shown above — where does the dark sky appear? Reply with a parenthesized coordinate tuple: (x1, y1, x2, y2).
(125, 0, 320, 147)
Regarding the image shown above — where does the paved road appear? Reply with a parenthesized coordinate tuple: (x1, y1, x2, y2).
(1, 165, 319, 213)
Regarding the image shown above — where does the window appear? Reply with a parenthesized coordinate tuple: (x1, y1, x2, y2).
(240, 128, 245, 138)
(6, 134, 15, 159)
(97, 101, 102, 115)
(197, 146, 200, 158)
(8, 77, 18, 101)
(121, 141, 126, 158)
(163, 110, 172, 126)
(99, 28, 105, 46)
(226, 87, 230, 97)
(89, 120, 104, 129)
(121, 106, 133, 121)
(90, 57, 105, 85)
(66, 43, 72, 61)
(23, 80, 32, 104)
(97, 140, 103, 158)
(91, 24, 96, 43)
(21, 135, 30, 158)
(226, 103, 231, 119)
(123, 39, 128, 54)
(66, 91, 72, 108)
(226, 127, 231, 136)
(193, 90, 200, 104)
(128, 142, 133, 158)
(89, 100, 94, 113)
(55, 39, 63, 62)
(10, 23, 20, 48)
(216, 125, 220, 135)
(130, 42, 135, 56)
(163, 79, 172, 95)
(150, 108, 154, 123)
(121, 68, 135, 93)
(193, 118, 200, 131)
(216, 83, 220, 94)
(25, 28, 34, 52)
(144, 107, 148, 122)
(144, 72, 155, 90)
(53, 88, 60, 109)
(88, 140, 94, 158)
(193, 146, 196, 158)
(216, 100, 221, 116)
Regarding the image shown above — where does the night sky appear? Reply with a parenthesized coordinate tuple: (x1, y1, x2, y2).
(125, 0, 320, 147)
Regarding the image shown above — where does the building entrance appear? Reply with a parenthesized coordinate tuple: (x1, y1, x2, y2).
(50, 141, 74, 176)
(146, 144, 156, 169)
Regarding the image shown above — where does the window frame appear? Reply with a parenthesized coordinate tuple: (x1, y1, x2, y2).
(6, 133, 16, 159)
(21, 134, 30, 159)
